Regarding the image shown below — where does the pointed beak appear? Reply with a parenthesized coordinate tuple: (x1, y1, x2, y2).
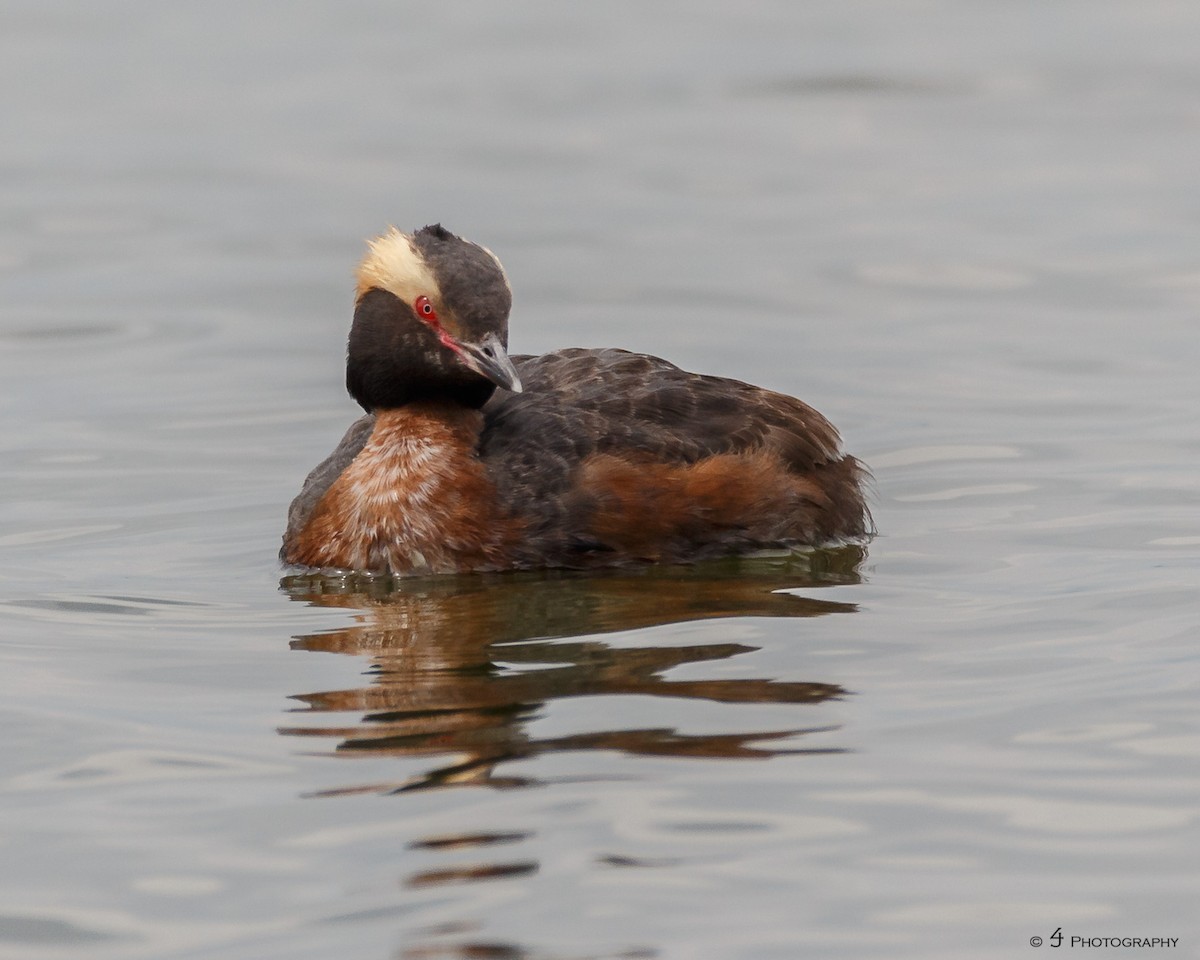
(455, 331, 523, 393)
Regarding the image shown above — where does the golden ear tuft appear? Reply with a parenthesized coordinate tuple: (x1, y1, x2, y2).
(355, 228, 441, 303)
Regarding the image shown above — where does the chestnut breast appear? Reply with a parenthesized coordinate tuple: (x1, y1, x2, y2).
(282, 403, 518, 574)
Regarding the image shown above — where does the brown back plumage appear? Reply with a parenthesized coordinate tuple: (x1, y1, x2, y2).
(477, 348, 871, 567)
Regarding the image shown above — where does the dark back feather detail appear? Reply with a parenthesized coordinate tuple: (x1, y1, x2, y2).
(475, 348, 871, 568)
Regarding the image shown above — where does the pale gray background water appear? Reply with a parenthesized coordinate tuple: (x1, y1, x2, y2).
(2, 2, 1198, 958)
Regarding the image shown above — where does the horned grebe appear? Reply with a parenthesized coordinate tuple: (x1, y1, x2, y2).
(282, 224, 870, 574)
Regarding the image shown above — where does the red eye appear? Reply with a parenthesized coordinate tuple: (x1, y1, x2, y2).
(414, 295, 437, 321)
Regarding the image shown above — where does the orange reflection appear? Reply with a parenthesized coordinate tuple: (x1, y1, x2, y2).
(280, 546, 864, 794)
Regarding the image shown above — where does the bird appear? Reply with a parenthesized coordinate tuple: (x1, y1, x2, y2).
(281, 224, 871, 575)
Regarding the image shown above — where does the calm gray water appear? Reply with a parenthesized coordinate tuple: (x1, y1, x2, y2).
(2, 2, 1198, 958)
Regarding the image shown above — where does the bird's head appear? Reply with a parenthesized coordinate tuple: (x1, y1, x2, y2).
(346, 224, 522, 411)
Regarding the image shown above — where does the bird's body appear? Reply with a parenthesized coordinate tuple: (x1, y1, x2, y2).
(282, 226, 870, 575)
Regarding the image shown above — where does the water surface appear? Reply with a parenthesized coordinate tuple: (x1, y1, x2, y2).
(2, 2, 1198, 958)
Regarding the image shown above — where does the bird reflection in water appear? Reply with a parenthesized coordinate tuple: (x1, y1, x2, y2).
(279, 545, 865, 795)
